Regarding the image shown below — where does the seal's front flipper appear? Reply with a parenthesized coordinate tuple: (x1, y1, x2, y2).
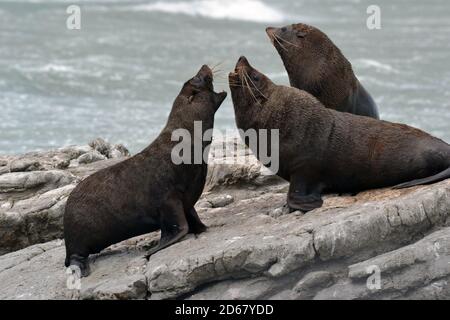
(287, 177, 324, 212)
(288, 192, 323, 212)
(145, 197, 188, 260)
(186, 207, 207, 234)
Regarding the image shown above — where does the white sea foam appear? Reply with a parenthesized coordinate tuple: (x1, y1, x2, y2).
(133, 0, 288, 23)
(13, 63, 77, 74)
(354, 59, 399, 74)
(38, 64, 75, 73)
(267, 72, 288, 79)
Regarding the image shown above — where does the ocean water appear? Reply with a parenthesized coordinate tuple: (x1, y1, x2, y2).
(0, 0, 449, 155)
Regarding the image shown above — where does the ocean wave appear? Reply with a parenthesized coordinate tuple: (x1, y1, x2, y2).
(354, 59, 399, 74)
(133, 0, 288, 23)
(266, 71, 288, 79)
(37, 64, 75, 73)
(17, 63, 76, 73)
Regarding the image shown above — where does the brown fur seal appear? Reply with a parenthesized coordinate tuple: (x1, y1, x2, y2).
(229, 56, 450, 212)
(64, 65, 227, 276)
(266, 23, 380, 119)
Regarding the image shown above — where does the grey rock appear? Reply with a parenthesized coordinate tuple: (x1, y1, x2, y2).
(0, 170, 76, 202)
(0, 178, 449, 300)
(208, 195, 234, 208)
(0, 240, 69, 300)
(0, 184, 75, 254)
(267, 205, 293, 218)
(315, 226, 450, 300)
(89, 138, 112, 157)
(0, 140, 129, 254)
(195, 200, 213, 209)
(9, 159, 43, 172)
(110, 144, 130, 158)
(205, 140, 284, 190)
(79, 250, 148, 300)
(292, 271, 334, 299)
(58, 145, 92, 159)
(77, 150, 107, 165)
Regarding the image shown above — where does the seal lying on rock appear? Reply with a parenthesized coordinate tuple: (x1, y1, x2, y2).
(229, 56, 450, 212)
(64, 65, 227, 276)
(266, 23, 379, 119)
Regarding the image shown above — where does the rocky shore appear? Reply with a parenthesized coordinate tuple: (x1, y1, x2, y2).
(0, 139, 449, 299)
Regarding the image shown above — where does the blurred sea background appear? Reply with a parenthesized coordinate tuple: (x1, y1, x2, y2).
(0, 0, 449, 155)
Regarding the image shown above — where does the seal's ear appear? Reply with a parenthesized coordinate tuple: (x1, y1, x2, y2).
(213, 91, 227, 106)
(187, 88, 201, 103)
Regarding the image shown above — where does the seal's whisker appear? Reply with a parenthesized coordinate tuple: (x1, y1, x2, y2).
(238, 69, 248, 99)
(238, 69, 246, 95)
(276, 35, 299, 48)
(244, 72, 267, 100)
(242, 70, 260, 105)
(273, 35, 288, 51)
(211, 61, 225, 71)
(239, 70, 257, 104)
(274, 36, 287, 51)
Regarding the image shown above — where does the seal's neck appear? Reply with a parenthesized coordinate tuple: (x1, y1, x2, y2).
(286, 51, 357, 111)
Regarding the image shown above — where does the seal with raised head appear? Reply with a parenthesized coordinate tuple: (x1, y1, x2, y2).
(266, 23, 380, 119)
(64, 65, 227, 276)
(229, 56, 450, 212)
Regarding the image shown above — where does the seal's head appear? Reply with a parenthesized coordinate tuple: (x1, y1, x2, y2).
(228, 56, 274, 111)
(265, 23, 353, 97)
(179, 64, 227, 113)
(168, 65, 227, 131)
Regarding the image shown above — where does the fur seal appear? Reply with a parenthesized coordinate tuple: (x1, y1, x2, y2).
(229, 56, 450, 212)
(64, 65, 227, 276)
(266, 23, 380, 119)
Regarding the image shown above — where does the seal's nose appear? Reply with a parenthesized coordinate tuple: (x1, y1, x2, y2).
(265, 27, 277, 37)
(199, 64, 212, 77)
(236, 56, 250, 69)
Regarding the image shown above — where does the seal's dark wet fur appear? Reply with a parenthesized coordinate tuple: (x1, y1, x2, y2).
(230, 57, 450, 212)
(266, 23, 379, 119)
(64, 65, 227, 276)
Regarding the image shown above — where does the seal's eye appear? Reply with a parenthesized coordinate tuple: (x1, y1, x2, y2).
(192, 76, 203, 87)
(296, 31, 306, 38)
(251, 74, 260, 82)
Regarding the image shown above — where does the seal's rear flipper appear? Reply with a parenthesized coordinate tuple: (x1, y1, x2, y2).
(393, 167, 450, 189)
(67, 254, 90, 277)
